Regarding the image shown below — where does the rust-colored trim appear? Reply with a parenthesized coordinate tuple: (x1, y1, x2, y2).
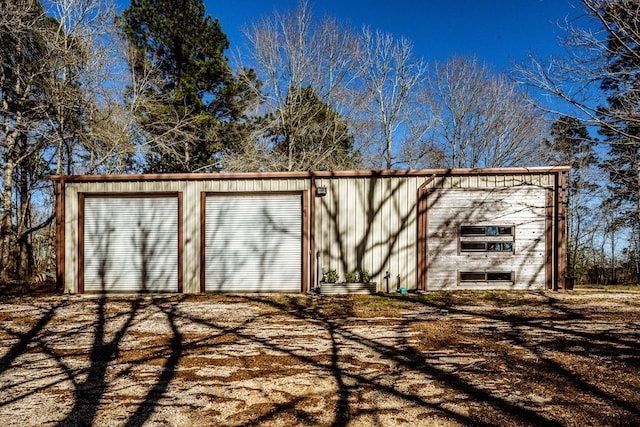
(51, 166, 572, 183)
(53, 172, 311, 182)
(54, 180, 65, 292)
(556, 172, 567, 290)
(77, 193, 85, 294)
(310, 167, 574, 177)
(177, 192, 184, 293)
(416, 175, 437, 291)
(78, 192, 182, 294)
(302, 190, 309, 293)
(200, 192, 206, 293)
(418, 174, 439, 191)
(202, 190, 304, 197)
(74, 192, 178, 197)
(416, 187, 429, 291)
(546, 189, 554, 290)
(310, 177, 317, 291)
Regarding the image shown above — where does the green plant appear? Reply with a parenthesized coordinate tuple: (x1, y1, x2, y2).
(323, 268, 338, 283)
(344, 271, 358, 282)
(359, 268, 370, 283)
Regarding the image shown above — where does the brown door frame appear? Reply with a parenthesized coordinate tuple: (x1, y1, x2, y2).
(78, 192, 183, 293)
(200, 191, 309, 293)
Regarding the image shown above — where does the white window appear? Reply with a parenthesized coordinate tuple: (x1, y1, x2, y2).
(460, 225, 514, 253)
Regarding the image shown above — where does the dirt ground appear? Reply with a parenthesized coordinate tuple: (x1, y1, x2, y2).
(0, 290, 639, 426)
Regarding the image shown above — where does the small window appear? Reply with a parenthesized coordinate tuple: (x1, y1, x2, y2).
(460, 272, 513, 282)
(461, 241, 487, 251)
(498, 226, 513, 235)
(486, 226, 501, 236)
(461, 226, 487, 236)
(460, 272, 486, 281)
(461, 241, 513, 252)
(461, 225, 513, 236)
(487, 242, 513, 252)
(487, 272, 513, 281)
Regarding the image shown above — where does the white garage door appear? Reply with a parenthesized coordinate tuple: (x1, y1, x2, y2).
(83, 196, 179, 292)
(205, 194, 302, 292)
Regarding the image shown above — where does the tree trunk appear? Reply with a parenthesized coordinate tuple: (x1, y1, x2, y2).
(17, 234, 33, 280)
(16, 149, 33, 279)
(636, 157, 640, 243)
(610, 227, 616, 284)
(0, 156, 16, 280)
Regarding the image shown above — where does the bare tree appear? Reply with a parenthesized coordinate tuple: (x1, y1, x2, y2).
(233, 0, 361, 171)
(1, 0, 54, 280)
(44, 0, 135, 176)
(425, 56, 548, 169)
(354, 27, 429, 169)
(236, 1, 436, 171)
(517, 0, 640, 261)
(1, 0, 132, 280)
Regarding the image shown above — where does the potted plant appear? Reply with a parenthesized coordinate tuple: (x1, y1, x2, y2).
(323, 268, 339, 284)
(319, 267, 377, 295)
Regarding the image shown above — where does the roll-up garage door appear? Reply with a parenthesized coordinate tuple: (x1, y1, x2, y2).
(83, 196, 179, 292)
(205, 194, 302, 292)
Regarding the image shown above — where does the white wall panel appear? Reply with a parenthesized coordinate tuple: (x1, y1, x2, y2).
(315, 176, 419, 290)
(427, 187, 547, 290)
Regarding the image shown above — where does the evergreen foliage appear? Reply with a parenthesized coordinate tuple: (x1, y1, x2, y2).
(121, 0, 257, 172)
(270, 86, 358, 171)
(595, 1, 640, 229)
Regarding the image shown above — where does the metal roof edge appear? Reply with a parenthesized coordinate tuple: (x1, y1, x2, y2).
(51, 166, 571, 182)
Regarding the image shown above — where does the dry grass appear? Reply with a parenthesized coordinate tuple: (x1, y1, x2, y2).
(0, 290, 639, 426)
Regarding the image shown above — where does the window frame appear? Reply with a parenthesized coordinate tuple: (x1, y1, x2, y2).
(460, 241, 514, 252)
(460, 225, 513, 237)
(459, 271, 514, 283)
(459, 225, 515, 254)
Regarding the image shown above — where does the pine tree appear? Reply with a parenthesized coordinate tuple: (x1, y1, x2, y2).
(548, 117, 599, 284)
(271, 86, 358, 171)
(595, 1, 640, 231)
(121, 0, 257, 172)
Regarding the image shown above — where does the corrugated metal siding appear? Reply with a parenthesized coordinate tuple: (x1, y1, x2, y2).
(61, 173, 557, 294)
(183, 183, 200, 292)
(204, 194, 302, 292)
(83, 196, 179, 292)
(64, 185, 79, 293)
(315, 176, 419, 290)
(427, 187, 547, 290)
(425, 174, 552, 189)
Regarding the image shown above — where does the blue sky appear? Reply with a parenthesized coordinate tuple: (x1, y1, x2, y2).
(206, 0, 583, 71)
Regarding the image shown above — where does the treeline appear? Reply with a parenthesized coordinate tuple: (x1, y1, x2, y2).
(0, 0, 638, 285)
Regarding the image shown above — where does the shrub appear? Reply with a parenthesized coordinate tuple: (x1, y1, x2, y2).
(324, 268, 338, 283)
(344, 271, 358, 282)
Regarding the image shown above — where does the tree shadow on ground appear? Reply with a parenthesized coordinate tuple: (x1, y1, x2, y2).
(0, 293, 639, 426)
(388, 292, 640, 422)
(51, 296, 185, 427)
(240, 295, 565, 427)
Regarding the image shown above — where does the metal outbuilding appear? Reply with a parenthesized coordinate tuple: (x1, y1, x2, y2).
(53, 167, 569, 294)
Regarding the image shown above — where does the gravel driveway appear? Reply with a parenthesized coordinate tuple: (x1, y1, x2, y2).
(0, 291, 639, 426)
